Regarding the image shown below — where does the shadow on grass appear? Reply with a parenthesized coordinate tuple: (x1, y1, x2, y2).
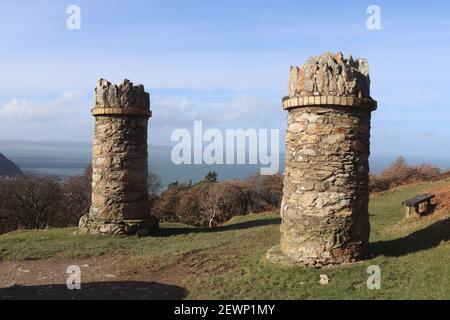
(156, 217, 281, 237)
(371, 217, 450, 257)
(0, 281, 187, 300)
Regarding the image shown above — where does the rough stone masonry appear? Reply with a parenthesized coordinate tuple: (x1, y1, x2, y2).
(267, 52, 377, 266)
(79, 79, 158, 235)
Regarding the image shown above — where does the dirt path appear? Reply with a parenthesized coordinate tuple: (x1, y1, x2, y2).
(0, 255, 187, 300)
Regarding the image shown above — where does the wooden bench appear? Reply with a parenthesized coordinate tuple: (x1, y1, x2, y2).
(402, 194, 436, 218)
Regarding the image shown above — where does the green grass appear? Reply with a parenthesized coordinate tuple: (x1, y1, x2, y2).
(1, 180, 449, 299)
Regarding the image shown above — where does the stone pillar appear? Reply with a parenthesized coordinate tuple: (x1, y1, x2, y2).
(79, 79, 159, 235)
(267, 52, 377, 266)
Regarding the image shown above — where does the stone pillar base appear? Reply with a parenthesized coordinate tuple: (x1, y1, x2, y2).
(79, 215, 159, 236)
(265, 244, 367, 268)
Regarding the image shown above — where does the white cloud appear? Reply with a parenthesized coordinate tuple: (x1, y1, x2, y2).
(0, 90, 89, 124)
(151, 94, 283, 129)
(0, 90, 285, 144)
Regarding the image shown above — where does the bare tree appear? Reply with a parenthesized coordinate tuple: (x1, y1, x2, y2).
(0, 175, 63, 229)
(0, 178, 16, 234)
(199, 183, 227, 228)
(63, 165, 92, 226)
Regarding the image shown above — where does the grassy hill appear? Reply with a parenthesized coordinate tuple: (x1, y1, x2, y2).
(0, 180, 449, 299)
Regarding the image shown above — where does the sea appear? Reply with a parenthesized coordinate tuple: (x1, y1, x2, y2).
(1, 140, 449, 187)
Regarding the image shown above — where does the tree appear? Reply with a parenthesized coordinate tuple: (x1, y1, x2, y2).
(63, 165, 92, 226)
(148, 170, 162, 196)
(175, 183, 206, 226)
(0, 177, 16, 234)
(151, 183, 189, 222)
(199, 183, 226, 228)
(168, 181, 179, 188)
(0, 175, 64, 229)
(238, 174, 283, 213)
(148, 170, 163, 208)
(197, 182, 247, 228)
(204, 171, 218, 183)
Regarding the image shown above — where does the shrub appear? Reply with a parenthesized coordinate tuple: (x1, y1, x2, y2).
(369, 157, 443, 193)
(240, 174, 283, 212)
(175, 183, 208, 226)
(151, 183, 189, 222)
(433, 185, 450, 213)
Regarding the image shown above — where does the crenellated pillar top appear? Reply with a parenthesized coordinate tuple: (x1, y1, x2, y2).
(91, 78, 152, 118)
(285, 51, 377, 112)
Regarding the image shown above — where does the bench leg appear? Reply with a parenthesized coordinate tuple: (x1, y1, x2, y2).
(406, 206, 411, 218)
(407, 205, 419, 218)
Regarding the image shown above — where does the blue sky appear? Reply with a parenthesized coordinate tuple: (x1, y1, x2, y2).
(0, 0, 450, 162)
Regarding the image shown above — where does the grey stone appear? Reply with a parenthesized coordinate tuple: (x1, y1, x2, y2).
(288, 51, 372, 99)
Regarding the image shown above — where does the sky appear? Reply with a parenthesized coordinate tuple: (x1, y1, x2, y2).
(0, 0, 450, 162)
